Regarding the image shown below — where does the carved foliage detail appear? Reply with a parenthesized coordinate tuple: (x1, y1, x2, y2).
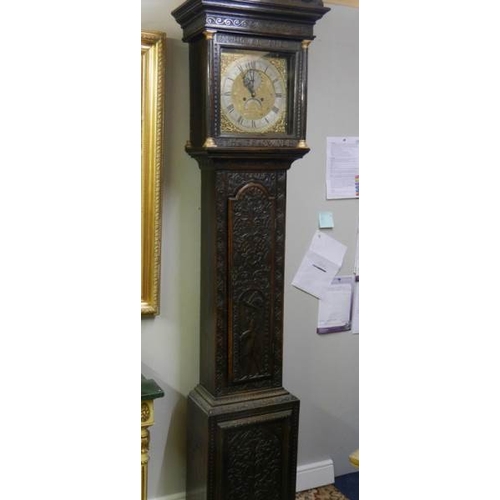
(229, 183, 275, 383)
(225, 424, 283, 500)
(141, 402, 151, 423)
(216, 34, 299, 51)
(215, 171, 287, 395)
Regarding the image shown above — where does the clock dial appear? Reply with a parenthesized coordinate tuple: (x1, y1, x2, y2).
(220, 51, 288, 134)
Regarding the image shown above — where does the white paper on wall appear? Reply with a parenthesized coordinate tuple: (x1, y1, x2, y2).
(317, 275, 354, 334)
(351, 278, 359, 335)
(292, 230, 347, 299)
(326, 136, 359, 199)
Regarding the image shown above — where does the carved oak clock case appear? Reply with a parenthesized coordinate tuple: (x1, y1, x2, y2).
(172, 1, 329, 498)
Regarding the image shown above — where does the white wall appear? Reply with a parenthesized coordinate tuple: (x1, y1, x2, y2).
(285, 6, 359, 476)
(141, 1, 358, 497)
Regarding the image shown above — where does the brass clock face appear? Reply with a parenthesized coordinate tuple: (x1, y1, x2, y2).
(220, 50, 288, 134)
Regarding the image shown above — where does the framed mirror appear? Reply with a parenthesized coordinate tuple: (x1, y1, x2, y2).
(141, 31, 166, 315)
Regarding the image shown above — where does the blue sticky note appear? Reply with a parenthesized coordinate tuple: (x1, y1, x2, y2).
(318, 211, 334, 229)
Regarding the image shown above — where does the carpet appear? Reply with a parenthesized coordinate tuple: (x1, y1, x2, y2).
(296, 484, 350, 500)
(334, 472, 359, 500)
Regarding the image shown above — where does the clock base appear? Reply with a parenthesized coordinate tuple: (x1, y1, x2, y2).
(187, 385, 300, 500)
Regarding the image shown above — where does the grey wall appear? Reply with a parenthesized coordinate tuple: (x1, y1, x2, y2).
(284, 7, 359, 475)
(141, 1, 359, 497)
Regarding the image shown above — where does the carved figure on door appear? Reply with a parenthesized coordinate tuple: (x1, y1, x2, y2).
(239, 289, 265, 377)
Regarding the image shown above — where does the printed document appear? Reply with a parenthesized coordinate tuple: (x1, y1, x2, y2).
(326, 137, 359, 199)
(292, 231, 347, 299)
(317, 275, 354, 334)
(351, 279, 359, 335)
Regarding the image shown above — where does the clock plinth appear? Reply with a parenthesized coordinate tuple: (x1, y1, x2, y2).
(172, 1, 329, 498)
(187, 385, 300, 500)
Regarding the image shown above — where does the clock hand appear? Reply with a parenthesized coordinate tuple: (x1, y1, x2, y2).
(243, 70, 256, 97)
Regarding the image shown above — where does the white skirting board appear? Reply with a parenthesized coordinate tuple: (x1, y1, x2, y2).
(296, 458, 335, 492)
(151, 458, 335, 500)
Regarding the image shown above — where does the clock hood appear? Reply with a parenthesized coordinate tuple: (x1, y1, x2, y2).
(172, 0, 330, 42)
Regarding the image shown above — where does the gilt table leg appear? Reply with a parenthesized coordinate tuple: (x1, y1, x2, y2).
(141, 376, 164, 500)
(141, 401, 154, 500)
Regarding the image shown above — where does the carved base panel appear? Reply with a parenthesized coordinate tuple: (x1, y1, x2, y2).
(187, 385, 300, 500)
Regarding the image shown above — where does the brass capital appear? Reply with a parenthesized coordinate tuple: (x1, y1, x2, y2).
(203, 137, 217, 148)
(203, 30, 216, 40)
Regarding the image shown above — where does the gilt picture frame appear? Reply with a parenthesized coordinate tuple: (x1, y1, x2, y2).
(142, 30, 166, 316)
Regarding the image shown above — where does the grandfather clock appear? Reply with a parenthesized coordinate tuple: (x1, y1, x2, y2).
(172, 1, 329, 498)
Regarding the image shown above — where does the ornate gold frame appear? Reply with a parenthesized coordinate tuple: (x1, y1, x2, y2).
(142, 31, 166, 315)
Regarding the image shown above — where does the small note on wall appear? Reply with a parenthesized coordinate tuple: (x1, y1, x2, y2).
(326, 137, 359, 199)
(318, 211, 334, 229)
